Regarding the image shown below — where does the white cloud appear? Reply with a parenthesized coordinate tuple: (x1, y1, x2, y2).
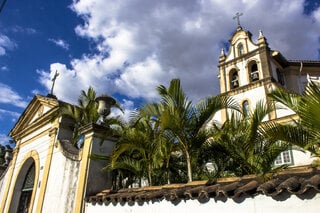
(115, 55, 168, 100)
(0, 83, 28, 108)
(48, 38, 70, 50)
(38, 0, 320, 112)
(111, 99, 136, 122)
(1, 66, 8, 71)
(0, 134, 10, 146)
(11, 25, 37, 34)
(0, 34, 16, 56)
(0, 109, 20, 121)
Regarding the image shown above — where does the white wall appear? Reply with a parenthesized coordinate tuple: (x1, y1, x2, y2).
(292, 148, 317, 166)
(42, 147, 80, 213)
(1, 130, 51, 213)
(85, 193, 320, 213)
(0, 167, 10, 205)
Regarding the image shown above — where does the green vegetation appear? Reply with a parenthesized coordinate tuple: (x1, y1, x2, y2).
(57, 86, 123, 147)
(107, 79, 240, 186)
(65, 79, 320, 188)
(205, 101, 289, 178)
(0, 144, 12, 165)
(268, 81, 320, 156)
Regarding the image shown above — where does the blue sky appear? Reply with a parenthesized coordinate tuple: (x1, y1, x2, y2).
(0, 0, 320, 145)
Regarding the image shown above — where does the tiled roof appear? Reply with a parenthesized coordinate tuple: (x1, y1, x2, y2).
(86, 166, 320, 205)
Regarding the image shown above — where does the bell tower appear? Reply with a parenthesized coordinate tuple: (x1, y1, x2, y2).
(217, 24, 277, 121)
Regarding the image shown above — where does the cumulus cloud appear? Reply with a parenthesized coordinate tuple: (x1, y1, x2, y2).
(111, 99, 136, 122)
(0, 83, 28, 108)
(11, 25, 37, 34)
(1, 66, 8, 71)
(48, 38, 70, 50)
(0, 134, 10, 146)
(38, 0, 320, 112)
(0, 109, 20, 121)
(0, 34, 16, 56)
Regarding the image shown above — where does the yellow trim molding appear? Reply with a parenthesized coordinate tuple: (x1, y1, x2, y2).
(36, 125, 59, 212)
(74, 133, 93, 213)
(4, 150, 40, 213)
(0, 145, 19, 211)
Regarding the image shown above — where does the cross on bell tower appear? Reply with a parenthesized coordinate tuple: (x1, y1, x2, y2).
(233, 12, 243, 30)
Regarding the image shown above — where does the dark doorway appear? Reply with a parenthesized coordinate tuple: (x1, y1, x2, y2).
(17, 163, 35, 212)
(9, 158, 36, 213)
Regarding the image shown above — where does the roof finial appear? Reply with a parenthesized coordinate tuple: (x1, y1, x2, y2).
(233, 12, 243, 30)
(50, 70, 59, 96)
(259, 29, 264, 38)
(220, 48, 225, 56)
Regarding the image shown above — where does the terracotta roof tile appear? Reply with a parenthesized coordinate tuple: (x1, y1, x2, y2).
(86, 166, 320, 205)
(233, 180, 259, 198)
(299, 174, 320, 194)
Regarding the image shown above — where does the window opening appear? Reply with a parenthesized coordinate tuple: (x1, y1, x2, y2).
(231, 71, 239, 89)
(242, 101, 249, 117)
(275, 150, 292, 165)
(250, 63, 259, 81)
(18, 163, 35, 213)
(238, 43, 244, 56)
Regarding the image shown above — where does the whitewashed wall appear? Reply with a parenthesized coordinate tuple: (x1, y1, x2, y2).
(42, 146, 80, 213)
(0, 167, 10, 205)
(85, 193, 320, 213)
(2, 126, 51, 213)
(292, 149, 317, 166)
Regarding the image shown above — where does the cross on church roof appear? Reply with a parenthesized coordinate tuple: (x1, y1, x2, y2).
(233, 12, 243, 29)
(50, 70, 59, 96)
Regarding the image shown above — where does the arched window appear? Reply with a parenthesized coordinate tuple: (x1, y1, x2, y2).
(238, 43, 244, 56)
(10, 158, 36, 213)
(18, 163, 35, 212)
(242, 100, 249, 117)
(230, 70, 239, 89)
(250, 63, 259, 81)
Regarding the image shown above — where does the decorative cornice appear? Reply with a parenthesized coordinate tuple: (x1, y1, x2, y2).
(9, 95, 60, 140)
(222, 77, 275, 96)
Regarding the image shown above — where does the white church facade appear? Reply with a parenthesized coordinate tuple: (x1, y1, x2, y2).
(0, 24, 320, 213)
(214, 25, 320, 167)
(0, 95, 116, 212)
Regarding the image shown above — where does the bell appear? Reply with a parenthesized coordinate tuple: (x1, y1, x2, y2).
(95, 95, 116, 117)
(231, 80, 239, 88)
(251, 72, 259, 81)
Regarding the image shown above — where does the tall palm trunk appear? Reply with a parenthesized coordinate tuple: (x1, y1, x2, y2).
(166, 161, 171, 184)
(185, 151, 192, 182)
(148, 163, 153, 186)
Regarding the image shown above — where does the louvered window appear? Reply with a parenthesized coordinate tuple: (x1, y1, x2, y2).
(17, 163, 35, 212)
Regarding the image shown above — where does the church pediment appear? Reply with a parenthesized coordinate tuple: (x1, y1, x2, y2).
(9, 95, 60, 139)
(225, 29, 260, 62)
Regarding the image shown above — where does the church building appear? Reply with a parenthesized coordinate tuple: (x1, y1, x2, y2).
(0, 21, 320, 213)
(215, 23, 320, 167)
(0, 95, 115, 212)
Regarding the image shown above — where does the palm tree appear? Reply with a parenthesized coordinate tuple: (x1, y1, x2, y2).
(58, 86, 122, 147)
(108, 116, 164, 186)
(205, 101, 289, 177)
(141, 79, 238, 182)
(268, 81, 320, 156)
(57, 86, 99, 145)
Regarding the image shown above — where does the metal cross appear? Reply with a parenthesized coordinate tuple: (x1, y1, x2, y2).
(233, 12, 243, 27)
(50, 70, 59, 95)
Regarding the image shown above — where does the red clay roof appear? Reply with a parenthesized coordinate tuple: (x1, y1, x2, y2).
(86, 166, 320, 205)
